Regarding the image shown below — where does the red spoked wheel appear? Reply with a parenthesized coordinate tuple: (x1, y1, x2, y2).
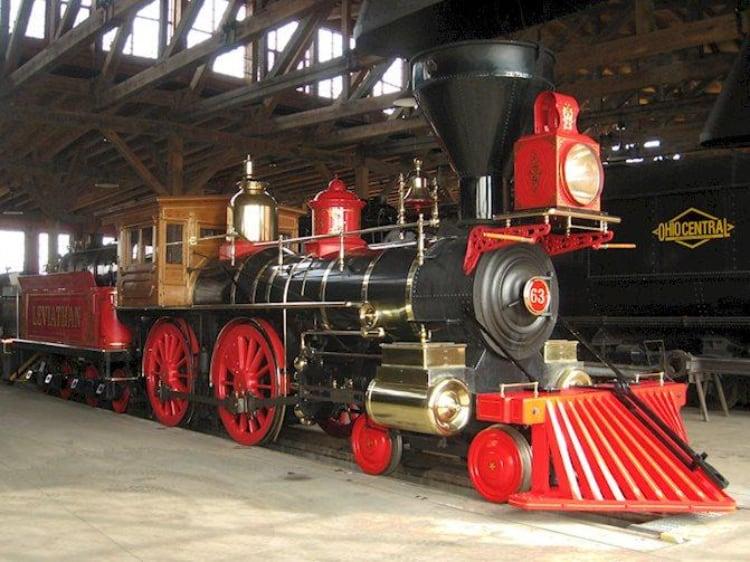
(351, 415, 403, 476)
(211, 319, 285, 446)
(110, 367, 131, 414)
(84, 364, 100, 407)
(467, 424, 532, 503)
(318, 404, 363, 438)
(143, 320, 195, 427)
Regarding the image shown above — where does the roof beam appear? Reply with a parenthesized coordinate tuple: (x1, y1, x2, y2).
(54, 0, 81, 40)
(247, 91, 403, 135)
(3, 0, 34, 74)
(97, 0, 324, 108)
(188, 0, 244, 96)
(162, 0, 206, 59)
(562, 54, 735, 100)
(556, 13, 739, 72)
(191, 50, 381, 115)
(98, 14, 136, 86)
(3, 0, 149, 93)
(101, 129, 168, 195)
(266, 3, 332, 79)
(318, 117, 429, 146)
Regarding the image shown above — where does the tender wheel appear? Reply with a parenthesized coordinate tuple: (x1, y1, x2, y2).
(110, 368, 131, 414)
(467, 424, 531, 503)
(57, 361, 75, 400)
(211, 319, 285, 446)
(318, 404, 362, 438)
(351, 415, 403, 476)
(143, 320, 195, 427)
(83, 364, 100, 407)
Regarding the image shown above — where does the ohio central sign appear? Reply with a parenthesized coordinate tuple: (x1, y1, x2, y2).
(652, 207, 734, 249)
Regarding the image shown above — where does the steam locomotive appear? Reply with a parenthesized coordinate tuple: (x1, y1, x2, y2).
(2, 41, 734, 513)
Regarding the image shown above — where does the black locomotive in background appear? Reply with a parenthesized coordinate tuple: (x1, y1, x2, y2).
(556, 151, 750, 405)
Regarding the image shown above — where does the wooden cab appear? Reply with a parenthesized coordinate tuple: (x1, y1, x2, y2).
(105, 195, 304, 308)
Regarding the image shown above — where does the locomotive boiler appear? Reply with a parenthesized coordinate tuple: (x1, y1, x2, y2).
(3, 40, 735, 514)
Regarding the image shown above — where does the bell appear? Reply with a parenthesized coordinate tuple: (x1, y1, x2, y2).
(229, 156, 278, 242)
(404, 158, 433, 211)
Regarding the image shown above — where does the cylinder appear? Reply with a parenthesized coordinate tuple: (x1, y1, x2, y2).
(366, 376, 472, 436)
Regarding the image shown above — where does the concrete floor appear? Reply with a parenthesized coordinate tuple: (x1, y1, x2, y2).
(0, 384, 749, 562)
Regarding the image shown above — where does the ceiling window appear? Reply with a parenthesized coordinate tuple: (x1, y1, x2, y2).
(102, 1, 171, 59)
(373, 59, 405, 96)
(9, 0, 47, 39)
(0, 231, 24, 273)
(58, 0, 92, 30)
(317, 28, 343, 99)
(189, 0, 247, 78)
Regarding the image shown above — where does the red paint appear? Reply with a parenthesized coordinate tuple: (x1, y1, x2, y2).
(468, 426, 527, 503)
(306, 178, 366, 257)
(463, 223, 551, 274)
(540, 230, 614, 256)
(18, 272, 131, 350)
(474, 383, 735, 512)
(219, 239, 266, 261)
(523, 277, 550, 316)
(211, 318, 284, 446)
(110, 367, 131, 414)
(514, 92, 603, 211)
(351, 416, 396, 475)
(142, 319, 195, 427)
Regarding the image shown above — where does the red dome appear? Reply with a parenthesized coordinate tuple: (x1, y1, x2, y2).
(309, 178, 365, 209)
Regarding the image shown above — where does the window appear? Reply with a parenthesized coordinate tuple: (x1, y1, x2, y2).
(0, 231, 24, 273)
(102, 0, 171, 59)
(9, 0, 46, 39)
(166, 224, 184, 265)
(102, 236, 117, 246)
(143, 227, 154, 264)
(58, 234, 70, 258)
(373, 59, 405, 97)
(317, 28, 342, 98)
(128, 227, 140, 263)
(58, 0, 92, 30)
(188, 0, 247, 77)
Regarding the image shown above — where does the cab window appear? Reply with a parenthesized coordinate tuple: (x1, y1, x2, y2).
(166, 224, 184, 265)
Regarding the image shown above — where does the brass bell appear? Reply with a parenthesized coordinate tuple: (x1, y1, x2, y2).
(403, 158, 433, 211)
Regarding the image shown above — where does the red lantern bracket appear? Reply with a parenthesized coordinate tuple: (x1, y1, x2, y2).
(464, 223, 552, 274)
(540, 230, 614, 256)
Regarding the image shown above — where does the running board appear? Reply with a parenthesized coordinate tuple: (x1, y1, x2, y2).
(475, 382, 735, 513)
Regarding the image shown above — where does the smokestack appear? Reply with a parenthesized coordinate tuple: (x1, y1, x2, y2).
(411, 40, 554, 221)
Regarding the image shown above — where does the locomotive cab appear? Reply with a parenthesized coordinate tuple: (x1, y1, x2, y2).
(106, 195, 305, 308)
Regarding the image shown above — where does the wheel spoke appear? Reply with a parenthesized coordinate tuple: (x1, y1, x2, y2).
(245, 337, 257, 371)
(236, 336, 246, 372)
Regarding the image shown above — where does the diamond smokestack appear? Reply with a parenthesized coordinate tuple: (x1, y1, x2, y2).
(411, 40, 555, 220)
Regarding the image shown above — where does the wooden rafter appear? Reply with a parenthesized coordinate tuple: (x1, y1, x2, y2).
(2, 0, 149, 92)
(54, 0, 81, 40)
(101, 129, 167, 195)
(97, 0, 324, 108)
(162, 0, 206, 59)
(3, 0, 34, 74)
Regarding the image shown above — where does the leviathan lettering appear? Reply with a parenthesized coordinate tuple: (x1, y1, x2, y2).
(31, 304, 82, 330)
(652, 207, 734, 249)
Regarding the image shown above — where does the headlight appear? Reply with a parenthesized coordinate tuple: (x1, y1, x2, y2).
(562, 143, 602, 205)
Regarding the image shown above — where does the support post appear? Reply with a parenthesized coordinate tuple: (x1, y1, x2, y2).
(47, 222, 59, 271)
(354, 163, 369, 199)
(167, 134, 184, 195)
(340, 0, 351, 99)
(0, 0, 9, 60)
(23, 227, 39, 275)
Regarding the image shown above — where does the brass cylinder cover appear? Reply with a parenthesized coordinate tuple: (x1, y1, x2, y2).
(366, 376, 472, 436)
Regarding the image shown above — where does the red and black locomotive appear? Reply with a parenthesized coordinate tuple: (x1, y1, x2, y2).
(3, 41, 735, 513)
